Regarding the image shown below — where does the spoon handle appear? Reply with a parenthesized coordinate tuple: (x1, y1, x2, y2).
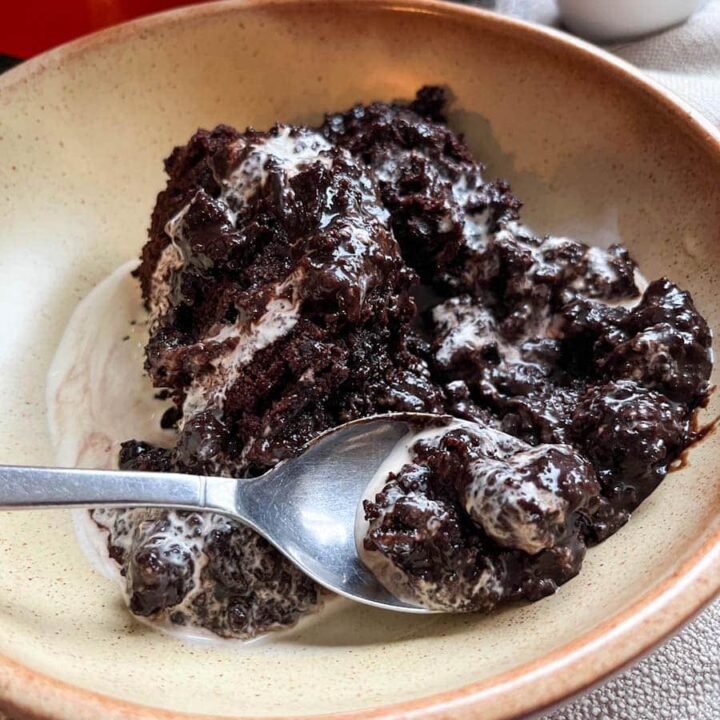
(0, 464, 210, 511)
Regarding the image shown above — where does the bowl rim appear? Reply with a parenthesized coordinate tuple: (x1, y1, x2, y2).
(0, 1, 718, 718)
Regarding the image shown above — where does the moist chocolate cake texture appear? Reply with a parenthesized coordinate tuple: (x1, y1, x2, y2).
(92, 87, 713, 636)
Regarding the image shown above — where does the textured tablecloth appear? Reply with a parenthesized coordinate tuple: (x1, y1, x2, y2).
(487, 1, 720, 718)
(495, 0, 720, 124)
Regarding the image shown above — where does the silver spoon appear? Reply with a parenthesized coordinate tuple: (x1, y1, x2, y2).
(0, 413, 449, 614)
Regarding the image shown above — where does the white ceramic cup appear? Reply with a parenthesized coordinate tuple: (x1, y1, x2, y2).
(557, 0, 702, 42)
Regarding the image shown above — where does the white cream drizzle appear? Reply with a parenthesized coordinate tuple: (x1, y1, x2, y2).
(464, 444, 569, 555)
(180, 270, 303, 427)
(215, 127, 332, 224)
(148, 243, 184, 327)
(46, 261, 175, 470)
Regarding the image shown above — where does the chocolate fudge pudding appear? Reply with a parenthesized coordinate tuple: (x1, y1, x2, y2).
(87, 87, 712, 637)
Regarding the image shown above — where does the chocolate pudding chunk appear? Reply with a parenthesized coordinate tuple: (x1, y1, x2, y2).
(362, 420, 599, 611)
(94, 87, 712, 637)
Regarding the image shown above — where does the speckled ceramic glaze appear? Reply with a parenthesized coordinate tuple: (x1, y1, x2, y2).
(0, 2, 718, 718)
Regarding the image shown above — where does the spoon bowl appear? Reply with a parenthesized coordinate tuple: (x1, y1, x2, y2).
(0, 413, 449, 613)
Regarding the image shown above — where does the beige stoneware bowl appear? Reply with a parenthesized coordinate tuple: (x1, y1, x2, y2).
(0, 1, 718, 718)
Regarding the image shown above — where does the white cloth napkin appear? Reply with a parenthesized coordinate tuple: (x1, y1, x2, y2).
(487, 1, 720, 718)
